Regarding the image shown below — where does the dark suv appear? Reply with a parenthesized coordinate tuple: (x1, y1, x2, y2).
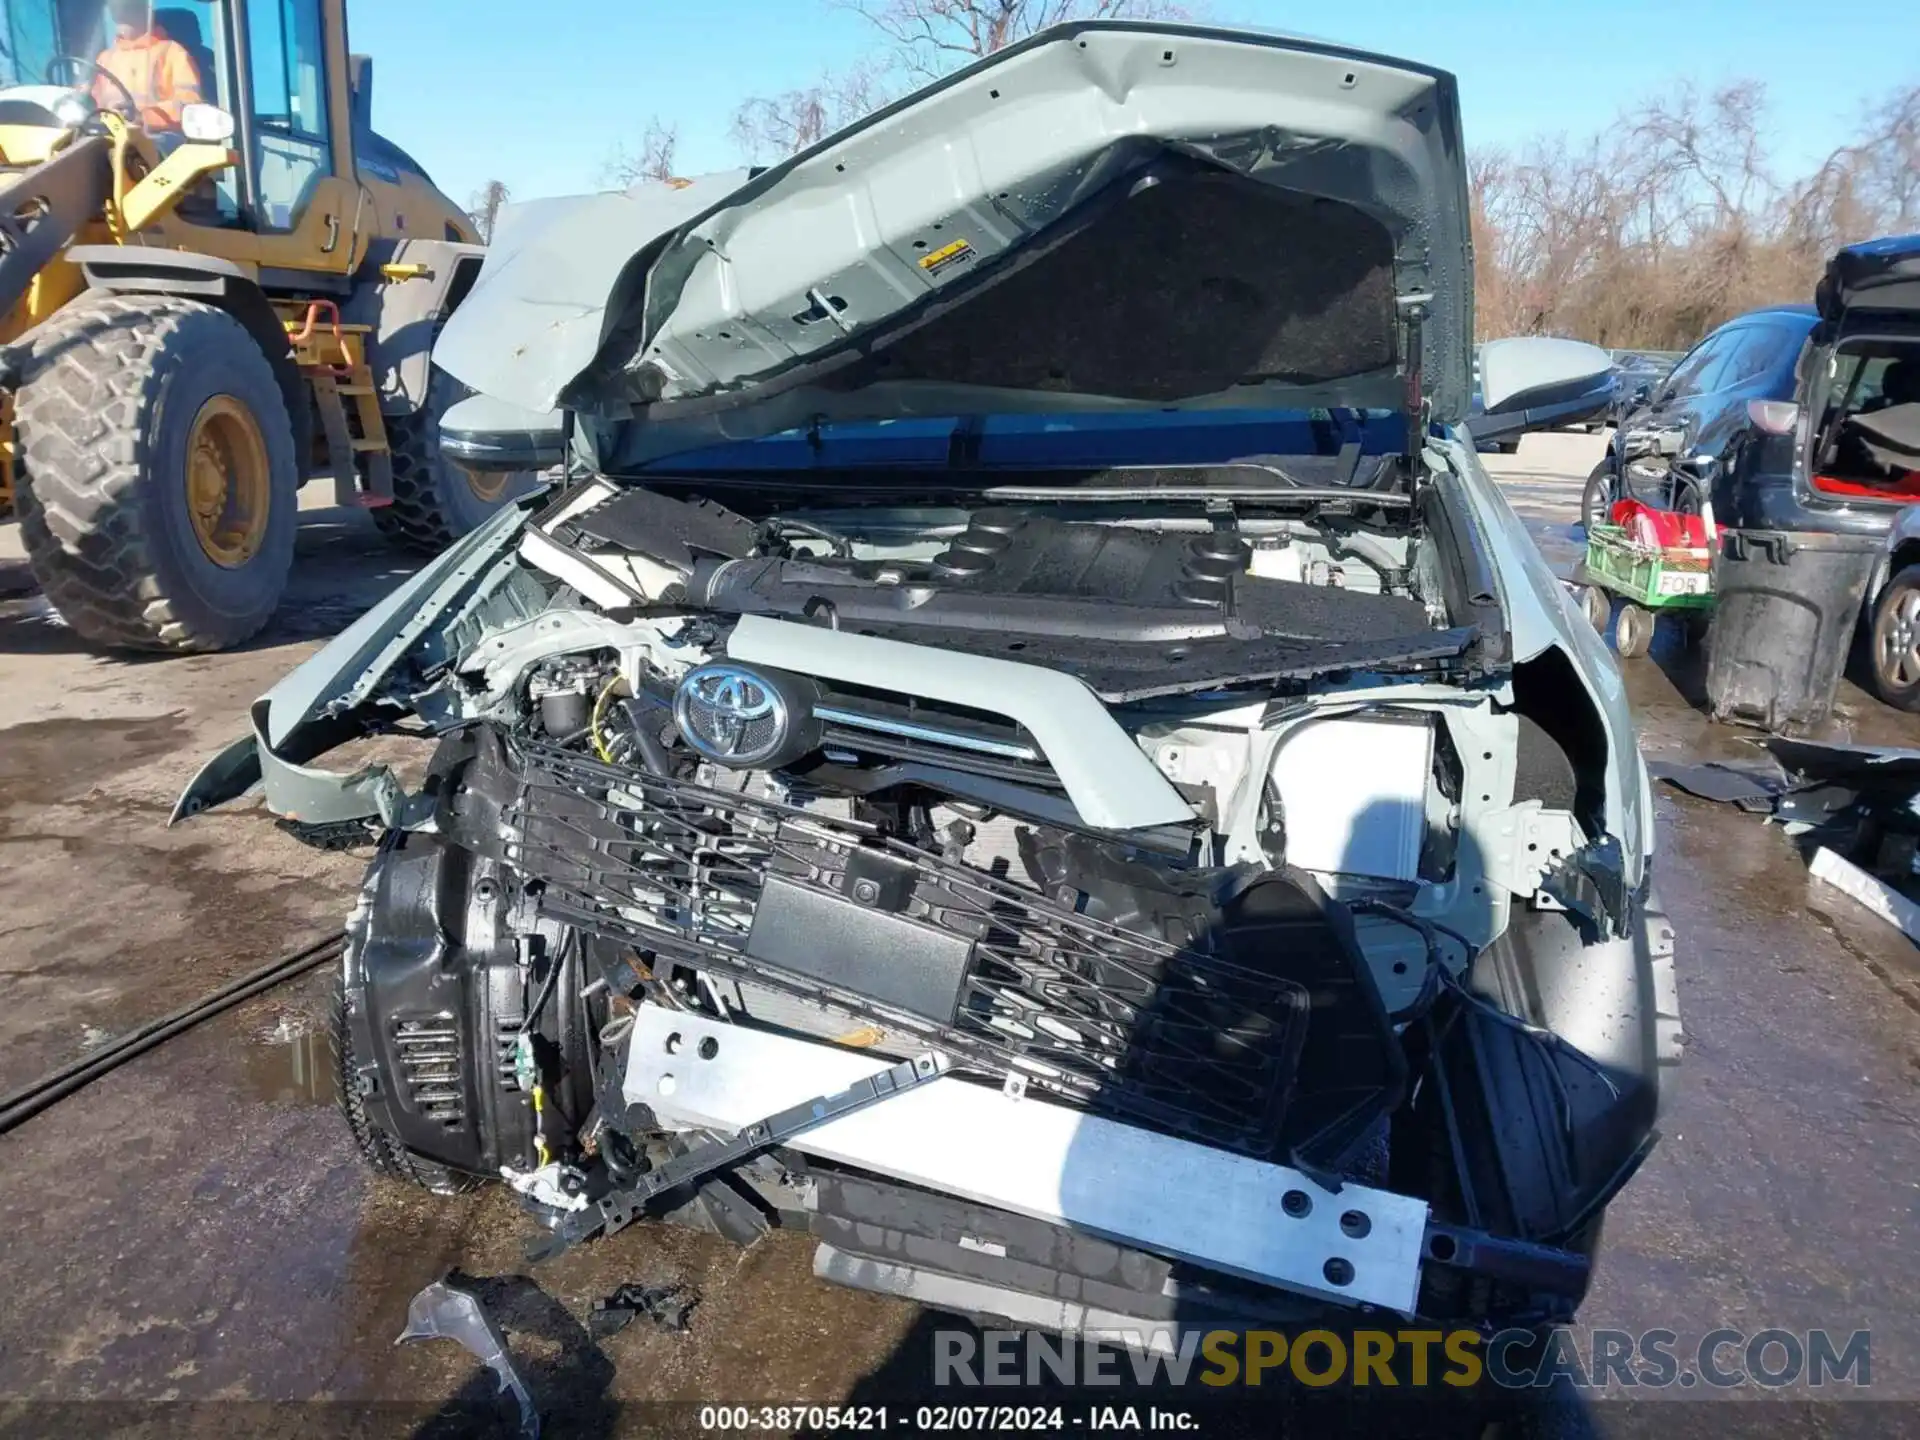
(1701, 238, 1920, 728)
(1581, 307, 1818, 534)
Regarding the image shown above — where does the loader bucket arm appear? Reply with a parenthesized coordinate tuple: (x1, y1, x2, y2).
(0, 135, 111, 323)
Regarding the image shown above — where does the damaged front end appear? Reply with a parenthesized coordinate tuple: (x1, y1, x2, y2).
(178, 21, 1679, 1334)
(181, 451, 1676, 1331)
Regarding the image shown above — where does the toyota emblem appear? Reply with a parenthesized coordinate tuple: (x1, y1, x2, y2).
(672, 664, 791, 766)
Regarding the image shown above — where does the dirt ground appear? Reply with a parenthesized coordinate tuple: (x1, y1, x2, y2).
(4, 439, 1920, 1437)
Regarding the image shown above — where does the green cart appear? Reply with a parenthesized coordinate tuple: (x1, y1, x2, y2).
(1572, 524, 1714, 658)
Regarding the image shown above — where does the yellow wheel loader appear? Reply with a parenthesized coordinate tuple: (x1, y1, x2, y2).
(0, 0, 525, 653)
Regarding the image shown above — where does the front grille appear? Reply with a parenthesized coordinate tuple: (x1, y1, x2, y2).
(809, 685, 1066, 791)
(490, 740, 1316, 1158)
(393, 1016, 464, 1128)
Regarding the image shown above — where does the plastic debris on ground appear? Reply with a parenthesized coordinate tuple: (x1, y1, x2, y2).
(1808, 847, 1920, 944)
(396, 1275, 542, 1439)
(587, 1281, 696, 1338)
(1651, 739, 1920, 942)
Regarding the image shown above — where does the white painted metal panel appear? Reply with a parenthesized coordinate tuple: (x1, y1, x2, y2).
(1269, 715, 1433, 880)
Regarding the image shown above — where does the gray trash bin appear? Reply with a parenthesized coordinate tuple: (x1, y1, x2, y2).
(1706, 526, 1880, 731)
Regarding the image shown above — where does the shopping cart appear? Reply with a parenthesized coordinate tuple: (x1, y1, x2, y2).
(1573, 521, 1714, 658)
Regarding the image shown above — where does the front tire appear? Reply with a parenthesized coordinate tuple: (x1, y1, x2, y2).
(371, 366, 536, 554)
(1581, 461, 1615, 536)
(1870, 564, 1920, 712)
(13, 294, 298, 653)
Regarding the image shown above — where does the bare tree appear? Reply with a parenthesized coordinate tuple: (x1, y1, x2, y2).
(1812, 84, 1920, 241)
(1625, 82, 1774, 227)
(843, 0, 1188, 80)
(606, 118, 683, 188)
(729, 0, 1189, 162)
(730, 58, 892, 163)
(1863, 85, 1920, 231)
(1469, 77, 1920, 350)
(467, 179, 510, 243)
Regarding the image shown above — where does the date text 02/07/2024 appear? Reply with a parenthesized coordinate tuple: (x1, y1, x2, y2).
(696, 1406, 1200, 1431)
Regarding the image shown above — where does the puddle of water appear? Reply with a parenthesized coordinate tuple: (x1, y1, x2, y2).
(0, 714, 191, 806)
(1520, 517, 1588, 581)
(242, 1030, 334, 1107)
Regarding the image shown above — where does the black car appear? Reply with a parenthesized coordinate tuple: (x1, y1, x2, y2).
(1581, 307, 1818, 534)
(1604, 349, 1682, 425)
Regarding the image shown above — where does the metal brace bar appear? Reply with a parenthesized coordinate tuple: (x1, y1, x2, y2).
(1423, 1223, 1592, 1306)
(624, 1007, 1429, 1311)
(532, 1050, 949, 1259)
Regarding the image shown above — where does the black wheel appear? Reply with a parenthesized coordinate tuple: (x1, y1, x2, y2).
(1614, 602, 1655, 659)
(1870, 564, 1920, 712)
(14, 294, 298, 653)
(1581, 462, 1616, 535)
(331, 908, 480, 1197)
(370, 366, 537, 554)
(1580, 584, 1612, 632)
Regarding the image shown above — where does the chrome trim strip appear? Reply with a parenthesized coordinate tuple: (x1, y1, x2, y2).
(813, 704, 1042, 762)
(730, 615, 1193, 830)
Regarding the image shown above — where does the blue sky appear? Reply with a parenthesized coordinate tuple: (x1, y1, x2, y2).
(348, 0, 1918, 213)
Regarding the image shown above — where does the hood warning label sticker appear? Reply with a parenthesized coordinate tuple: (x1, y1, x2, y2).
(918, 237, 976, 277)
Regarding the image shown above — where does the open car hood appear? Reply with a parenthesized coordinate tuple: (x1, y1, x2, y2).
(435, 22, 1472, 465)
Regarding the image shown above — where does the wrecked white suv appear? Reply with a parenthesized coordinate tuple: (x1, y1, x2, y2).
(181, 23, 1678, 1331)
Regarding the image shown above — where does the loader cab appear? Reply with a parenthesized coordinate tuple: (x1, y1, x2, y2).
(5, 0, 470, 266)
(4, 0, 319, 237)
(5, 3, 236, 139)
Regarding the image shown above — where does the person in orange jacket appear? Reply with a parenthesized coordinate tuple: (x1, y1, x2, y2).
(95, 0, 205, 133)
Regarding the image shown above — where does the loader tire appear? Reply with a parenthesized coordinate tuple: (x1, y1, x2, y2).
(13, 294, 297, 653)
(370, 366, 535, 554)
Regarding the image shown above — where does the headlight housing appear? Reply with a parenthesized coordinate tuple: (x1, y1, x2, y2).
(1265, 713, 1440, 883)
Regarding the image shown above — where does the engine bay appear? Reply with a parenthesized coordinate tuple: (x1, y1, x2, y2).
(518, 469, 1477, 701)
(481, 468, 1508, 920)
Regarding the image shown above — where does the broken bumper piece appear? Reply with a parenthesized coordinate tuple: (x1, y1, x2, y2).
(170, 505, 535, 829)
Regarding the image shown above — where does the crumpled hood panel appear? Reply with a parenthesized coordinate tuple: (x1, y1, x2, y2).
(436, 173, 753, 419)
(434, 22, 1472, 459)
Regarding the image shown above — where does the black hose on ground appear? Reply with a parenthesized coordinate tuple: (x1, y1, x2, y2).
(0, 930, 348, 1137)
